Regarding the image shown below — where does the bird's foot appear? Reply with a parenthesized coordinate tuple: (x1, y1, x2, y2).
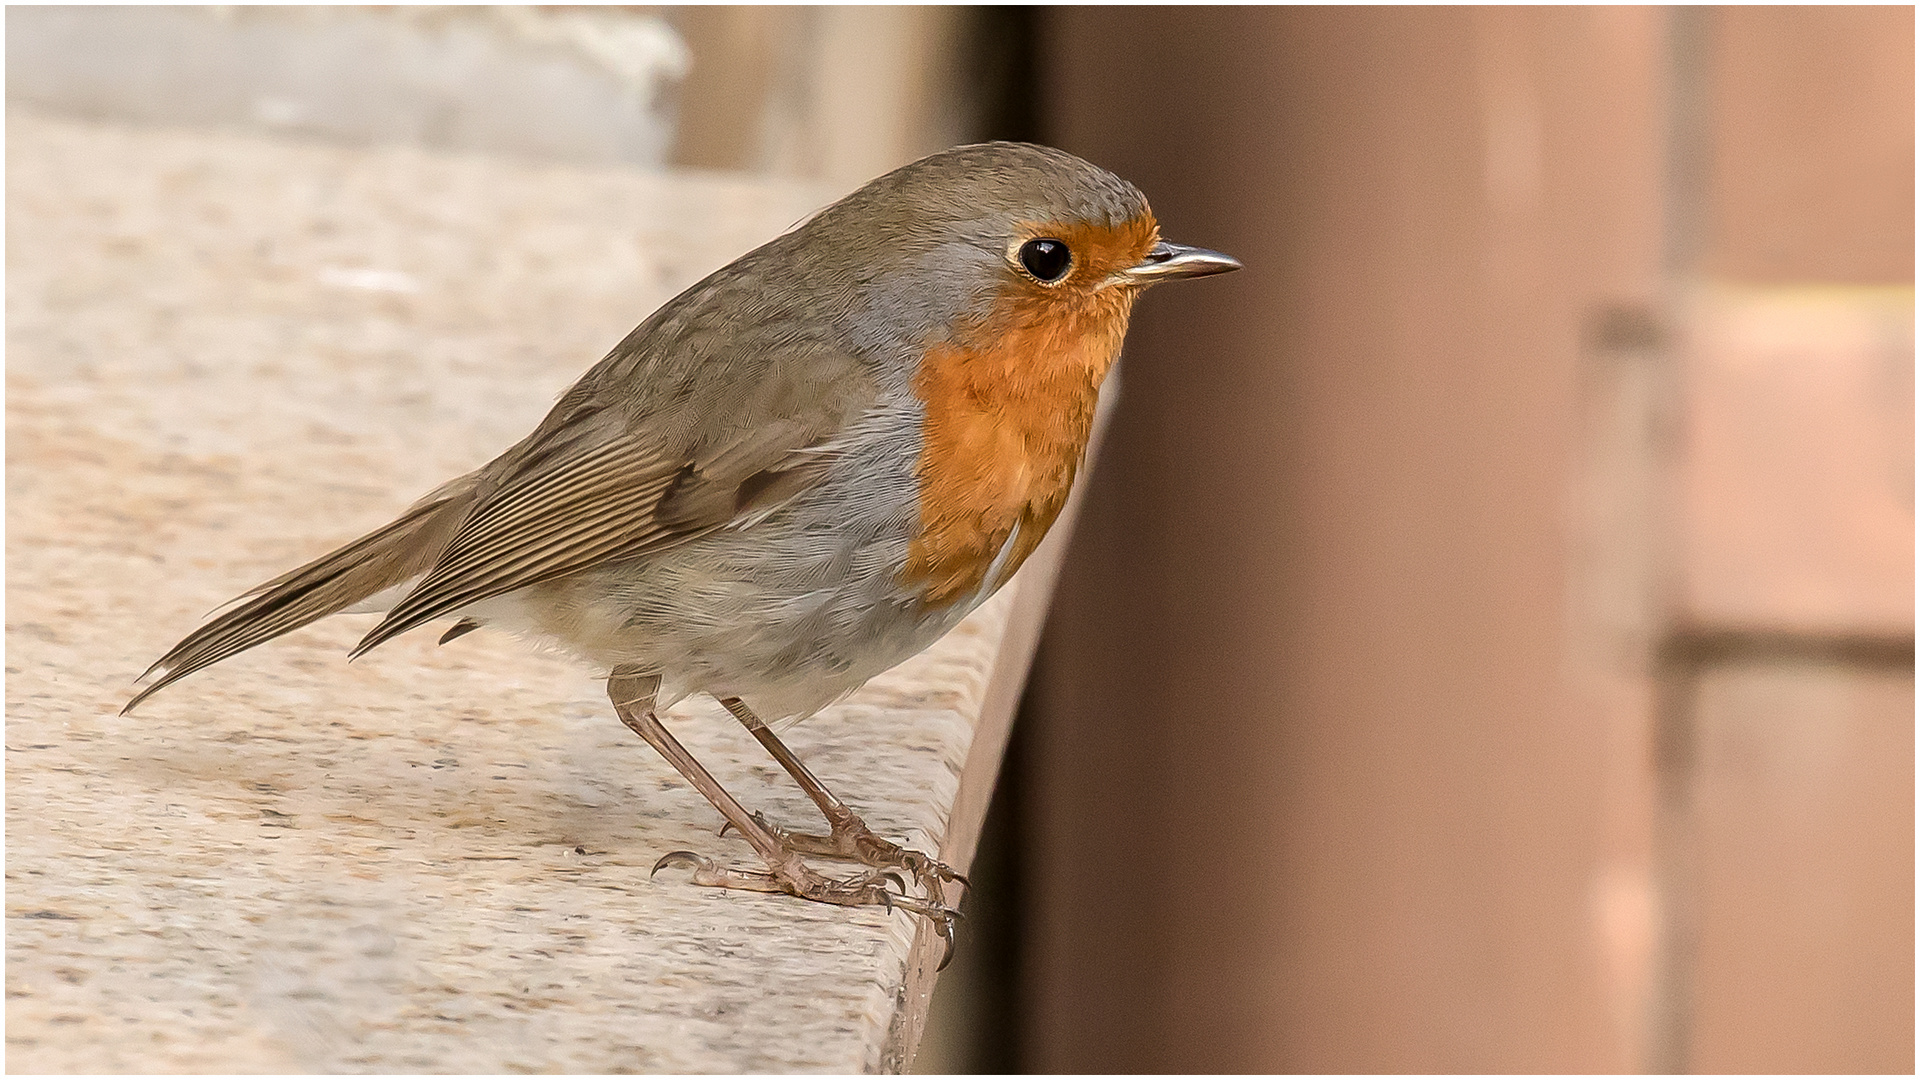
(725, 809, 968, 902)
(653, 846, 962, 969)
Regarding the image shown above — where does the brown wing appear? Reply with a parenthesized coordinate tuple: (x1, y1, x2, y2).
(349, 400, 862, 659)
(125, 486, 476, 713)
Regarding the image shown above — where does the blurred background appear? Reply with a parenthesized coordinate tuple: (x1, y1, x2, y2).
(11, 5, 1911, 1072)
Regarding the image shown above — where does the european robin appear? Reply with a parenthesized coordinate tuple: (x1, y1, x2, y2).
(126, 141, 1239, 959)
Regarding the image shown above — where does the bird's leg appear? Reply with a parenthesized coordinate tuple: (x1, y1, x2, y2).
(718, 696, 968, 901)
(608, 669, 949, 931)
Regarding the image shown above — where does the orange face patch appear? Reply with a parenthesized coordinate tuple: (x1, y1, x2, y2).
(902, 213, 1160, 605)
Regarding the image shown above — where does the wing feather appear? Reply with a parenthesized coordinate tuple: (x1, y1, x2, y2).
(351, 435, 688, 656)
(350, 384, 875, 659)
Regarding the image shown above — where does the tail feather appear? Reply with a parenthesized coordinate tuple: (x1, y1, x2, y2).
(124, 491, 473, 713)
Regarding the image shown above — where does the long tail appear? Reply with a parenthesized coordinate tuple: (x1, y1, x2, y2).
(123, 488, 477, 713)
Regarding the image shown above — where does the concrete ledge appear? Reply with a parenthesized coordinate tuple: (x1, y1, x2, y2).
(5, 112, 1062, 1072)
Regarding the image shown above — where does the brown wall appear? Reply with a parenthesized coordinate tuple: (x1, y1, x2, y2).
(1024, 6, 1911, 1072)
(1701, 6, 1914, 285)
(1667, 7, 1914, 1072)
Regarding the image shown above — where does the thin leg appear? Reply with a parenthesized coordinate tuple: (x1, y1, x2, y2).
(608, 667, 899, 909)
(718, 696, 968, 897)
(609, 670, 958, 967)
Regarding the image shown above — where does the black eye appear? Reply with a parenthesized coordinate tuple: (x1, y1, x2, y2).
(1018, 238, 1073, 283)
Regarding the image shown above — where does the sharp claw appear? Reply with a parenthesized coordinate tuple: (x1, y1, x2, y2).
(717, 820, 734, 838)
(947, 869, 971, 889)
(932, 913, 958, 972)
(883, 872, 908, 895)
(651, 850, 709, 878)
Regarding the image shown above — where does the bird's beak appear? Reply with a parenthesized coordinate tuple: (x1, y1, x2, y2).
(1120, 240, 1242, 284)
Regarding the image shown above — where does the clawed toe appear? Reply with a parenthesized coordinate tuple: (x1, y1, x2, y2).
(712, 812, 965, 903)
(778, 822, 967, 898)
(650, 846, 907, 908)
(614, 692, 966, 969)
(889, 894, 963, 971)
(893, 848, 969, 896)
(717, 811, 785, 842)
(650, 850, 788, 893)
(651, 850, 711, 877)
(864, 869, 909, 896)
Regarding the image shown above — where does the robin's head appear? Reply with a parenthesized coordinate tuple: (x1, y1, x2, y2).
(788, 142, 1238, 376)
(783, 144, 1239, 605)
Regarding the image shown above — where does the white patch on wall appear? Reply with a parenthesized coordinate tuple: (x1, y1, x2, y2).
(6, 6, 691, 168)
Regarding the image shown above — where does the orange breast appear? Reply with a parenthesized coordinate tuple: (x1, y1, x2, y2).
(903, 214, 1157, 605)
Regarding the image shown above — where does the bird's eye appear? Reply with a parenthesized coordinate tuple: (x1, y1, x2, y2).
(1018, 238, 1073, 283)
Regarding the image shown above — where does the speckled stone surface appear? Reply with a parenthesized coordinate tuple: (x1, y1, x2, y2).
(6, 112, 1018, 1073)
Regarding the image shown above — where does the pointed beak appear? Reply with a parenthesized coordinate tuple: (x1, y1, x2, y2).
(1120, 240, 1242, 284)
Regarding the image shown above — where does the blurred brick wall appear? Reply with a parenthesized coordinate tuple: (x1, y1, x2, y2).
(1665, 6, 1913, 1072)
(1029, 8, 1667, 1070)
(1026, 6, 1910, 1072)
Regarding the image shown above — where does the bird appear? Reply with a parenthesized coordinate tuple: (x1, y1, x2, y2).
(125, 141, 1239, 960)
